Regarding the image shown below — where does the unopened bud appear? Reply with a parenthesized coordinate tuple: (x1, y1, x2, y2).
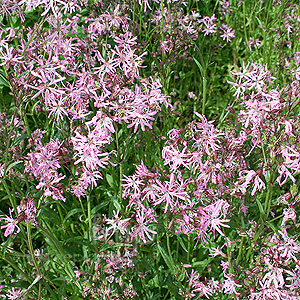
(95, 262, 99, 272)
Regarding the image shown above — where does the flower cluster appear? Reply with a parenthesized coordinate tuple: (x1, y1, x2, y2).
(0, 197, 37, 237)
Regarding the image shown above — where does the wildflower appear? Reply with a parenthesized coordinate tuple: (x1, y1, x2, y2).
(105, 210, 131, 235)
(281, 207, 296, 227)
(0, 208, 20, 237)
(201, 14, 217, 36)
(130, 209, 157, 243)
(16, 197, 38, 226)
(188, 91, 197, 99)
(209, 246, 227, 258)
(205, 200, 231, 237)
(152, 173, 190, 213)
(6, 287, 24, 300)
(263, 266, 285, 289)
(220, 24, 235, 42)
(162, 145, 190, 170)
(276, 163, 296, 186)
(222, 275, 241, 296)
(122, 175, 144, 199)
(246, 38, 261, 51)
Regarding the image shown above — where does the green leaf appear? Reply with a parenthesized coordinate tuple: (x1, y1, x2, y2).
(41, 207, 61, 223)
(107, 191, 121, 211)
(192, 258, 211, 268)
(4, 161, 23, 176)
(193, 57, 204, 77)
(255, 198, 264, 216)
(106, 173, 114, 188)
(265, 221, 278, 234)
(91, 201, 109, 215)
(64, 208, 83, 222)
(11, 134, 28, 146)
(59, 280, 67, 296)
(65, 236, 90, 247)
(177, 236, 188, 253)
(0, 71, 11, 87)
(157, 243, 175, 275)
(167, 283, 180, 298)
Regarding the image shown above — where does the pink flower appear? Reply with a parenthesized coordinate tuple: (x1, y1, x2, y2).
(105, 210, 131, 235)
(0, 209, 20, 237)
(239, 169, 266, 195)
(204, 199, 231, 237)
(222, 275, 241, 296)
(209, 246, 227, 258)
(220, 24, 235, 42)
(201, 14, 217, 36)
(188, 92, 197, 99)
(130, 209, 157, 243)
(281, 207, 296, 227)
(276, 163, 296, 186)
(6, 287, 24, 300)
(152, 173, 190, 213)
(263, 266, 285, 289)
(162, 145, 190, 170)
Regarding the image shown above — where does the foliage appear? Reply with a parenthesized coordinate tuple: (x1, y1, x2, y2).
(0, 0, 300, 299)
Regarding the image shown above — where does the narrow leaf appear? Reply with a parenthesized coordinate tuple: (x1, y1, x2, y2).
(255, 198, 264, 216)
(106, 174, 114, 188)
(177, 236, 188, 253)
(0, 71, 11, 87)
(4, 161, 23, 176)
(157, 243, 175, 275)
(193, 57, 204, 77)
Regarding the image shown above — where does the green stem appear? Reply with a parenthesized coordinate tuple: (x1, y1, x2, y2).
(166, 234, 175, 267)
(236, 216, 245, 265)
(87, 194, 93, 241)
(202, 75, 207, 115)
(38, 223, 82, 290)
(264, 181, 273, 219)
(2, 179, 17, 212)
(226, 242, 234, 273)
(27, 223, 41, 276)
(187, 234, 193, 264)
(162, 291, 170, 300)
(37, 224, 65, 262)
(23, 112, 32, 138)
(119, 162, 123, 204)
(79, 198, 87, 220)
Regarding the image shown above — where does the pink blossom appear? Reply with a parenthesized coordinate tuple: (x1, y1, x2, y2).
(130, 210, 157, 243)
(152, 173, 190, 213)
(220, 24, 235, 42)
(105, 210, 131, 235)
(0, 209, 20, 237)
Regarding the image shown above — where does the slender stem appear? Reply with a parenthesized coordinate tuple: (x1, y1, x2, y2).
(87, 194, 93, 241)
(79, 198, 87, 220)
(27, 222, 41, 276)
(0, 254, 32, 283)
(38, 281, 42, 299)
(38, 223, 82, 290)
(119, 162, 123, 204)
(187, 234, 192, 264)
(202, 75, 207, 115)
(37, 224, 65, 262)
(236, 237, 244, 266)
(264, 181, 273, 219)
(162, 291, 170, 300)
(166, 234, 175, 267)
(2, 179, 17, 212)
(236, 216, 245, 265)
(23, 112, 32, 138)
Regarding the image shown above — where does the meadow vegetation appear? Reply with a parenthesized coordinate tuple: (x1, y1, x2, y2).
(0, 0, 300, 299)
